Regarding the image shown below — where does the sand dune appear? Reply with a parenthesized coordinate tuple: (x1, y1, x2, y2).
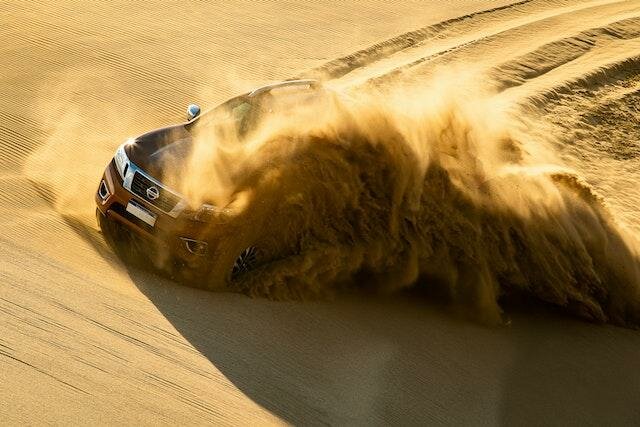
(2, 0, 640, 424)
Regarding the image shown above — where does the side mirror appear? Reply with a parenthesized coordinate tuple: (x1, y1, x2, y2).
(186, 104, 201, 121)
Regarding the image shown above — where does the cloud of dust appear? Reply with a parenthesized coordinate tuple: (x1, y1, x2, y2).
(23, 63, 640, 327)
(23, 67, 158, 222)
(174, 71, 640, 326)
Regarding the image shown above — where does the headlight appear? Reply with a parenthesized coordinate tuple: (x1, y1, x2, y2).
(114, 143, 130, 179)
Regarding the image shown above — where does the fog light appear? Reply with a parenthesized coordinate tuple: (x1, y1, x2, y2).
(180, 237, 208, 256)
(98, 180, 110, 200)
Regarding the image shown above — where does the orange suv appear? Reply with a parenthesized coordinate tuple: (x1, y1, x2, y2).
(96, 79, 324, 285)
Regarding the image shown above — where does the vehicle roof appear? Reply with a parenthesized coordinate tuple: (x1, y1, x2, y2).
(248, 79, 320, 97)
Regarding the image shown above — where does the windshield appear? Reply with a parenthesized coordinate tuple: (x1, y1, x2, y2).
(187, 85, 330, 138)
(187, 95, 253, 137)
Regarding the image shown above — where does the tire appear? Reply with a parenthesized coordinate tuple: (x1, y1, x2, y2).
(96, 208, 150, 268)
(230, 246, 258, 281)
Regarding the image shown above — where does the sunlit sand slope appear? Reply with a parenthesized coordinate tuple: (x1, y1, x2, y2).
(1, 0, 640, 425)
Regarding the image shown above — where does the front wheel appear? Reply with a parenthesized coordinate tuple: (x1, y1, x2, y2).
(230, 246, 259, 281)
(96, 208, 153, 268)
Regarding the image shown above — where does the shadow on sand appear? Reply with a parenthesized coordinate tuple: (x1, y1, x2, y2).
(63, 213, 640, 425)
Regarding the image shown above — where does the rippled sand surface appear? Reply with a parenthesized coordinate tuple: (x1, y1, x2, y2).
(2, 1, 640, 424)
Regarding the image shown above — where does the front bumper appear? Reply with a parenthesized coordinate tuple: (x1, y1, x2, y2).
(95, 160, 211, 269)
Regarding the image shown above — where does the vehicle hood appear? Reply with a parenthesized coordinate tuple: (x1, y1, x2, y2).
(126, 124, 193, 185)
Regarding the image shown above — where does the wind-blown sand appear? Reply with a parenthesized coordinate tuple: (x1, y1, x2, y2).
(2, 0, 640, 424)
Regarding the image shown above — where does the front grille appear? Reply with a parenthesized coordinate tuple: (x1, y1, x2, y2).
(130, 171, 180, 213)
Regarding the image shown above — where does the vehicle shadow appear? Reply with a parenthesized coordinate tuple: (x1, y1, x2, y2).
(122, 263, 640, 425)
(59, 213, 640, 425)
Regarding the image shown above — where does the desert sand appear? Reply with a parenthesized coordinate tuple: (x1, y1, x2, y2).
(2, 0, 640, 425)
